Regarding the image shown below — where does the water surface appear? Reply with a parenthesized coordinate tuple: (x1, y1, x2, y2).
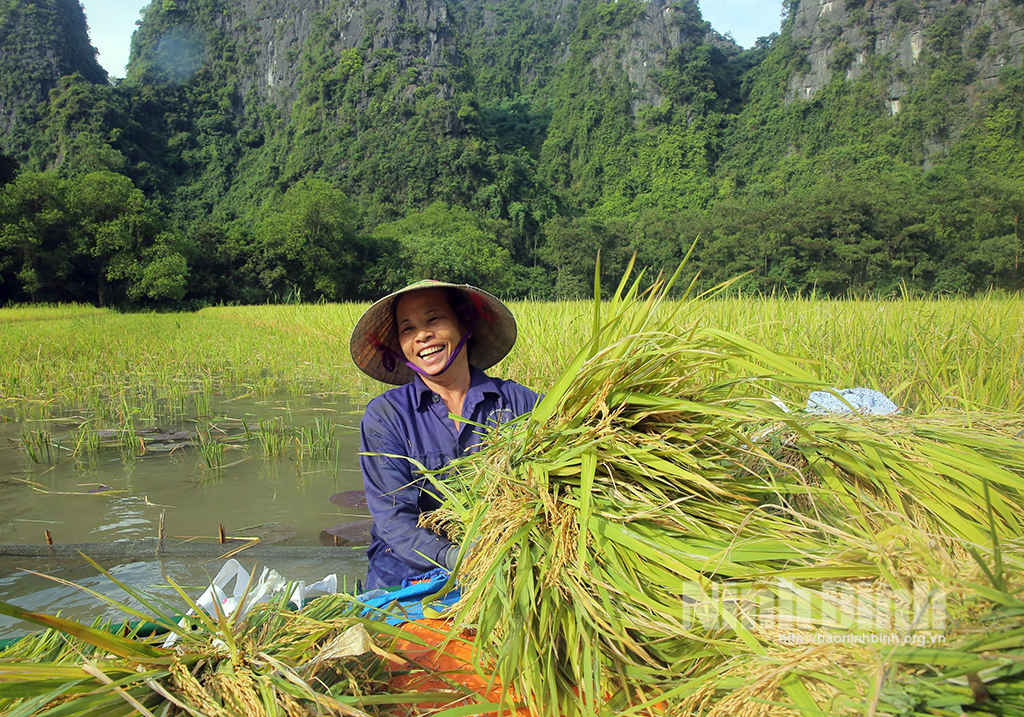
(0, 393, 371, 638)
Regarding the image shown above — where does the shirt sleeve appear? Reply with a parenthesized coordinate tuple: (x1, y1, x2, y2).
(360, 401, 455, 574)
(507, 381, 541, 417)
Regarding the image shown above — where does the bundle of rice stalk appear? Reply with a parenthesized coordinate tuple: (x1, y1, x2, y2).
(0, 559, 452, 717)
(424, 260, 1024, 716)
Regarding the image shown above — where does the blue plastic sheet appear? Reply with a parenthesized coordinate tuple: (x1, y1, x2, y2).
(358, 567, 462, 625)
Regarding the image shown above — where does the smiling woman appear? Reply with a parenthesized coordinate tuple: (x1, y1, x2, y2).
(348, 281, 539, 589)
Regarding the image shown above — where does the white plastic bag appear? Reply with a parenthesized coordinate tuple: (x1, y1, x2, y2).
(806, 387, 900, 416)
(163, 559, 338, 647)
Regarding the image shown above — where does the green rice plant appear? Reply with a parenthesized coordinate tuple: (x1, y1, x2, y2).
(9, 400, 53, 424)
(241, 419, 254, 442)
(67, 423, 101, 470)
(0, 559, 425, 716)
(256, 417, 290, 458)
(192, 384, 214, 418)
(0, 303, 109, 323)
(164, 381, 193, 422)
(2, 293, 1022, 422)
(195, 429, 225, 472)
(117, 421, 143, 462)
(422, 261, 1024, 716)
(18, 428, 59, 464)
(297, 416, 336, 461)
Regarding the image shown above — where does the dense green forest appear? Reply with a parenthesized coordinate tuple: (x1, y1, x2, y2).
(1, 0, 1023, 307)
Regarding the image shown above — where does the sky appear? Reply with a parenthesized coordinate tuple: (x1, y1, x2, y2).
(700, 1, 786, 48)
(79, 0, 786, 79)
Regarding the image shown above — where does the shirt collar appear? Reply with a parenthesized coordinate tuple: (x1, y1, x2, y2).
(412, 366, 501, 411)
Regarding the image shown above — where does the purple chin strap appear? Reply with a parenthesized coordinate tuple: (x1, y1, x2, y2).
(376, 328, 473, 380)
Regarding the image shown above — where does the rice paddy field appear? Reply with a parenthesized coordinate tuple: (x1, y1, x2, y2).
(1, 287, 1024, 716)
(2, 294, 1023, 418)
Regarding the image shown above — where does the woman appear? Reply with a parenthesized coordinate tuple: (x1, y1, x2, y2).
(349, 280, 538, 589)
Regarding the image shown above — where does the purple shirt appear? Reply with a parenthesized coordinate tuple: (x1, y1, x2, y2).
(359, 366, 538, 589)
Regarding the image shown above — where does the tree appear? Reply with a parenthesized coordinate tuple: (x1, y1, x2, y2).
(0, 170, 187, 306)
(253, 178, 363, 301)
(0, 171, 72, 302)
(368, 202, 512, 295)
(962, 175, 1024, 290)
(42, 76, 129, 175)
(66, 170, 180, 306)
(133, 237, 189, 302)
(539, 216, 629, 298)
(0, 152, 16, 187)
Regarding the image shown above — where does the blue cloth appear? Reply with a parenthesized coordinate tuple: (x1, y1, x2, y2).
(806, 387, 899, 416)
(360, 367, 538, 589)
(358, 567, 462, 625)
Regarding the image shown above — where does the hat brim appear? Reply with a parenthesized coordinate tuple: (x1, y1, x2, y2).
(349, 281, 518, 385)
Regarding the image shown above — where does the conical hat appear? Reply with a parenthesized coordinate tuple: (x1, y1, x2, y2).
(350, 280, 518, 385)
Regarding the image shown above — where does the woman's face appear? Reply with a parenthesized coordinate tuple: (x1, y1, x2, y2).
(395, 288, 467, 378)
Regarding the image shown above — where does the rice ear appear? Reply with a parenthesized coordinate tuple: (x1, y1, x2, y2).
(426, 263, 1024, 716)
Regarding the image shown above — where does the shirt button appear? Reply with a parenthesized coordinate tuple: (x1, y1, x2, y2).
(432, 394, 440, 403)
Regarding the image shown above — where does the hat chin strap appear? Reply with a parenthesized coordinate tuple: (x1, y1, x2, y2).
(376, 329, 473, 381)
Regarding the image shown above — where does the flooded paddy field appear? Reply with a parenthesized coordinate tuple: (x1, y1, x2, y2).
(0, 392, 370, 638)
(2, 298, 1023, 642)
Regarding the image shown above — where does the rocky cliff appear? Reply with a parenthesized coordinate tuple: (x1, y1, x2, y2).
(210, 0, 462, 113)
(788, 0, 1024, 111)
(0, 0, 106, 138)
(128, 0, 736, 121)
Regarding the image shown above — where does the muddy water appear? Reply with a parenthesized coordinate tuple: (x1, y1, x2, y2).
(0, 393, 373, 639)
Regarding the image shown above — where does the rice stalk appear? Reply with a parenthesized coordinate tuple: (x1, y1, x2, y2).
(0, 580, 415, 716)
(424, 261, 1024, 716)
(18, 428, 59, 464)
(296, 415, 336, 461)
(256, 417, 290, 458)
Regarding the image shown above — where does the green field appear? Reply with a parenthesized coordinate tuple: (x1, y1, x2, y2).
(2, 296, 1022, 421)
(2, 289, 1024, 716)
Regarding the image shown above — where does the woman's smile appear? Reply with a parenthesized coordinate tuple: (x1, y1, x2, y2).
(417, 344, 445, 363)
